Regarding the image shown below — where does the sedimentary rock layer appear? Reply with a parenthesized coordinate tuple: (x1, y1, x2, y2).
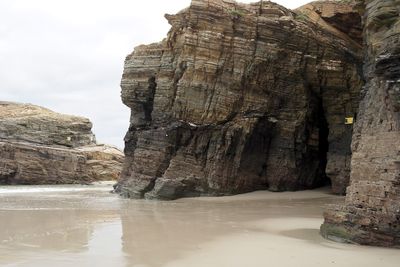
(321, 0, 400, 248)
(0, 102, 95, 148)
(0, 102, 123, 184)
(116, 0, 363, 199)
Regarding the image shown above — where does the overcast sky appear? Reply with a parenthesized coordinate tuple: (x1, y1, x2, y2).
(0, 0, 310, 149)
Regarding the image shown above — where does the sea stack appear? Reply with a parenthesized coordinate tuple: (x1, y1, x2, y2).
(115, 0, 364, 200)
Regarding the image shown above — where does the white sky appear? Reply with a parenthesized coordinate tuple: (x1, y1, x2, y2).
(0, 0, 310, 148)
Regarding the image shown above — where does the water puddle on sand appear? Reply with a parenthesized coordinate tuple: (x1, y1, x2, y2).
(0, 185, 399, 267)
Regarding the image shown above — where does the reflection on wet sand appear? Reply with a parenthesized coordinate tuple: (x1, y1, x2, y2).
(0, 186, 399, 267)
(0, 185, 121, 266)
(119, 192, 339, 267)
(0, 210, 94, 251)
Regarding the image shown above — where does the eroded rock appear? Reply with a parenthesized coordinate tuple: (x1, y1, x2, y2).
(0, 102, 124, 184)
(321, 0, 400, 248)
(116, 0, 363, 199)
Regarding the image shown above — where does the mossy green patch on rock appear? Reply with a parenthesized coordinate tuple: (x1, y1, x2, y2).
(320, 223, 356, 244)
(295, 12, 309, 22)
(227, 8, 245, 19)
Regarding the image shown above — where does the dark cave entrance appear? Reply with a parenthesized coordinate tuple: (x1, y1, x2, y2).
(237, 118, 272, 192)
(303, 90, 333, 190)
(317, 100, 331, 188)
(236, 101, 333, 192)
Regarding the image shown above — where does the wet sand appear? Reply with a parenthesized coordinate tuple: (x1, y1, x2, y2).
(0, 184, 398, 267)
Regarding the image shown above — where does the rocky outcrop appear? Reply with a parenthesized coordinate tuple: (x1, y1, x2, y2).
(0, 102, 124, 184)
(296, 0, 365, 194)
(116, 0, 363, 199)
(321, 0, 400, 248)
(78, 145, 124, 181)
(297, 0, 363, 45)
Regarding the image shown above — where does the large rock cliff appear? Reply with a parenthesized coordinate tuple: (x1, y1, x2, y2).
(0, 102, 124, 184)
(321, 0, 400, 248)
(116, 0, 363, 199)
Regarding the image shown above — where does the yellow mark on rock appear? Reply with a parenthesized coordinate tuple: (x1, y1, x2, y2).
(345, 117, 354, 125)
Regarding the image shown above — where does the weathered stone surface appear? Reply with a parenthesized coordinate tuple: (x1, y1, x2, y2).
(78, 145, 125, 181)
(297, 0, 363, 45)
(0, 102, 124, 184)
(116, 0, 363, 199)
(0, 101, 95, 148)
(297, 0, 365, 194)
(321, 0, 400, 248)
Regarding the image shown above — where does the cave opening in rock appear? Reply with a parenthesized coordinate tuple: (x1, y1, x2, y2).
(318, 100, 331, 188)
(318, 108, 332, 185)
(237, 118, 272, 192)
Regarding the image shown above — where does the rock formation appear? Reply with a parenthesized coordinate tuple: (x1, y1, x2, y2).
(296, 0, 365, 194)
(0, 102, 124, 184)
(116, 0, 364, 199)
(321, 0, 400, 248)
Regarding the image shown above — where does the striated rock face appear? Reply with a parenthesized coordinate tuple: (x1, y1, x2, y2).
(296, 0, 365, 194)
(297, 0, 363, 45)
(78, 145, 124, 181)
(0, 102, 124, 184)
(116, 0, 363, 199)
(321, 0, 400, 247)
(0, 102, 95, 148)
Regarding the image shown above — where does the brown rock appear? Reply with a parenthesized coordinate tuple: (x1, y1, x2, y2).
(0, 102, 124, 184)
(321, 0, 400, 248)
(78, 145, 124, 181)
(116, 0, 363, 199)
(0, 101, 95, 147)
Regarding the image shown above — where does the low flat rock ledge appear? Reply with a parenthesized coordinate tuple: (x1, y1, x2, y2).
(0, 102, 124, 184)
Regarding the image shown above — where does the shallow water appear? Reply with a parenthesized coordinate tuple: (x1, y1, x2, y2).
(0, 184, 398, 267)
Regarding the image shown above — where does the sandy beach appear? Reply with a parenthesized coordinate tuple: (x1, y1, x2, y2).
(0, 185, 398, 267)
